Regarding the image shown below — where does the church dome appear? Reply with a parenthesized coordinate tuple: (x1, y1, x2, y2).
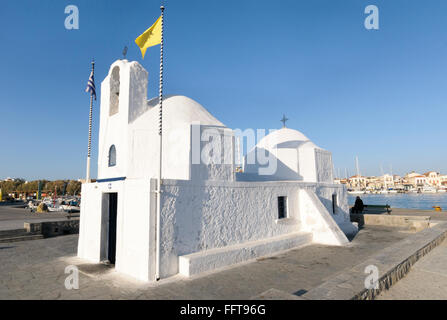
(145, 95, 225, 128)
(255, 127, 319, 150)
(241, 126, 331, 182)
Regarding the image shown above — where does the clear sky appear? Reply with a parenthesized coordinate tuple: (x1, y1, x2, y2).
(1, 0, 446, 180)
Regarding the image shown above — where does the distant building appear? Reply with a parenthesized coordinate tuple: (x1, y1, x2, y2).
(423, 171, 441, 187)
(393, 175, 403, 184)
(348, 175, 366, 188)
(365, 176, 381, 189)
(405, 172, 426, 187)
(334, 178, 348, 185)
(344, 171, 445, 190)
(381, 174, 394, 188)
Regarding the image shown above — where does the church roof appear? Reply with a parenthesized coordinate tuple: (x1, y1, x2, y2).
(255, 127, 320, 150)
(145, 95, 225, 127)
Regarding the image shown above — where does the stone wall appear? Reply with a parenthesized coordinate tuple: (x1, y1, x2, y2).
(159, 179, 352, 278)
(25, 218, 79, 237)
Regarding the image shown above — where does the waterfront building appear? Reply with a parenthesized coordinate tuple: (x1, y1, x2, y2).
(405, 172, 427, 187)
(77, 59, 357, 282)
(348, 175, 366, 189)
(393, 174, 403, 184)
(380, 174, 395, 188)
(423, 171, 441, 187)
(334, 178, 348, 185)
(440, 175, 447, 186)
(364, 176, 380, 190)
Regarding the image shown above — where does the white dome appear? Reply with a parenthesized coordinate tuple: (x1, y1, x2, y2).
(146, 95, 225, 127)
(256, 127, 319, 150)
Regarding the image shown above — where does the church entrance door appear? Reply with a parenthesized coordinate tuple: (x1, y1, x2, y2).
(108, 192, 118, 264)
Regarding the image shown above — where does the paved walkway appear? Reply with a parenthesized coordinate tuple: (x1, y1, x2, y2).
(377, 238, 447, 300)
(0, 226, 411, 300)
(389, 208, 447, 221)
(0, 205, 78, 231)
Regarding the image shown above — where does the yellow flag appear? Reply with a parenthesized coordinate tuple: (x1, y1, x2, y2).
(135, 16, 162, 59)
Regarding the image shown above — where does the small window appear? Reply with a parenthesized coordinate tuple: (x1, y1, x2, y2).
(278, 196, 288, 219)
(108, 145, 116, 167)
(332, 194, 337, 214)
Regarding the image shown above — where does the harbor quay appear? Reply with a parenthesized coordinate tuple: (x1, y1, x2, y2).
(0, 203, 447, 300)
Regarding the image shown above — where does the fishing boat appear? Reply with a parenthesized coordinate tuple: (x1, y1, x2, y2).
(61, 200, 80, 213)
(348, 189, 364, 195)
(45, 201, 64, 212)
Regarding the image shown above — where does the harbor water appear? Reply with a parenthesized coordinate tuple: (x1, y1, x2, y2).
(348, 193, 447, 210)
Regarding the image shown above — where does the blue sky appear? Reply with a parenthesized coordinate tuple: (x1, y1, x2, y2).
(0, 0, 446, 180)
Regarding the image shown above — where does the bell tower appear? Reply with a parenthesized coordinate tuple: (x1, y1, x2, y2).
(97, 59, 148, 180)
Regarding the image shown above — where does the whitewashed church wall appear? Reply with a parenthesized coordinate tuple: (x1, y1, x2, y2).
(97, 62, 132, 180)
(298, 146, 317, 182)
(98, 111, 128, 179)
(243, 145, 323, 183)
(314, 184, 350, 226)
(98, 60, 149, 180)
(158, 179, 348, 278)
(298, 189, 349, 245)
(127, 118, 192, 180)
(78, 179, 155, 281)
(190, 125, 235, 182)
(243, 147, 302, 181)
(127, 128, 157, 179)
(77, 181, 125, 263)
(97, 77, 111, 179)
(275, 148, 300, 179)
(77, 183, 103, 262)
(117, 179, 154, 281)
(315, 149, 334, 183)
(128, 63, 148, 124)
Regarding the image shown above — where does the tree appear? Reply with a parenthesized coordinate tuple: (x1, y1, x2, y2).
(66, 180, 81, 196)
(0, 179, 81, 197)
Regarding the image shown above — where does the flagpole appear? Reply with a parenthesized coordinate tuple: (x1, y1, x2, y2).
(155, 5, 165, 281)
(86, 60, 95, 183)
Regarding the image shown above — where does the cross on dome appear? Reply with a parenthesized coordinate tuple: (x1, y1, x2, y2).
(280, 114, 289, 128)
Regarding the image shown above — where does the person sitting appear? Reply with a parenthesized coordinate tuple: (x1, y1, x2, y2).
(353, 196, 364, 213)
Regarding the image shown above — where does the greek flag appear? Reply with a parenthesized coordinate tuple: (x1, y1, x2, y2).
(85, 71, 96, 100)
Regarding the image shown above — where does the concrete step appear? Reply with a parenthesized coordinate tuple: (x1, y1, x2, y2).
(179, 232, 313, 277)
(350, 214, 431, 231)
(0, 234, 44, 243)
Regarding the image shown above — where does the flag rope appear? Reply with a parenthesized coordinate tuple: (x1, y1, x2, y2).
(86, 60, 95, 182)
(156, 5, 165, 281)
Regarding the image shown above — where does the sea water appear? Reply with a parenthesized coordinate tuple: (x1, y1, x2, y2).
(348, 193, 447, 210)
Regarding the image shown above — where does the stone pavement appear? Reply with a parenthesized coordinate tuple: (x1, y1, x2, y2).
(0, 225, 411, 300)
(377, 238, 447, 300)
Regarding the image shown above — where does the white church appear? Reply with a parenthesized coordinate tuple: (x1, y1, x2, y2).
(77, 59, 358, 282)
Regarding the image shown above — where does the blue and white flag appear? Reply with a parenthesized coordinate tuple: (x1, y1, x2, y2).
(85, 71, 96, 100)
